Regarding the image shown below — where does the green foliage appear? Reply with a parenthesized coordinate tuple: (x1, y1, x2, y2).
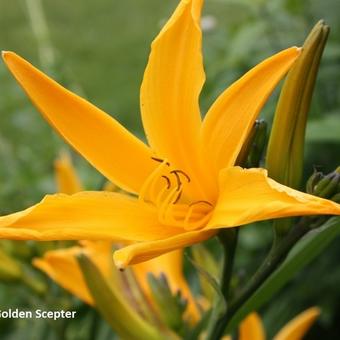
(227, 216, 340, 332)
(0, 0, 340, 339)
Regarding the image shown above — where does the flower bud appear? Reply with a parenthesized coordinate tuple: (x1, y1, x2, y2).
(308, 167, 340, 199)
(266, 21, 329, 237)
(236, 119, 267, 168)
(267, 20, 329, 189)
(306, 170, 324, 194)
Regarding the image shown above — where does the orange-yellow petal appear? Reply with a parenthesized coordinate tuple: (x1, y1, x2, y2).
(274, 307, 320, 340)
(208, 167, 340, 229)
(54, 151, 83, 194)
(140, 0, 214, 199)
(33, 246, 93, 304)
(239, 313, 266, 340)
(133, 249, 200, 322)
(33, 241, 113, 305)
(2, 51, 156, 194)
(0, 191, 181, 241)
(113, 228, 216, 269)
(201, 47, 301, 177)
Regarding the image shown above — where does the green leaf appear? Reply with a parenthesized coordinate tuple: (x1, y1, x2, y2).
(186, 254, 227, 316)
(227, 216, 340, 331)
(77, 253, 160, 340)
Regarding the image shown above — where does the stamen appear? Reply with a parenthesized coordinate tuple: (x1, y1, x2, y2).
(170, 169, 191, 183)
(139, 160, 169, 203)
(155, 186, 169, 206)
(158, 187, 181, 225)
(189, 200, 213, 207)
(151, 156, 170, 166)
(142, 157, 212, 230)
(170, 170, 182, 190)
(172, 190, 182, 204)
(184, 205, 195, 226)
(161, 175, 171, 189)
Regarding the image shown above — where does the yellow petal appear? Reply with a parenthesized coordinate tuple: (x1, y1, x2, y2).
(140, 0, 213, 199)
(274, 307, 320, 340)
(114, 228, 216, 269)
(0, 191, 181, 241)
(133, 249, 200, 322)
(2, 51, 156, 194)
(239, 313, 265, 340)
(54, 151, 83, 194)
(33, 246, 93, 304)
(33, 241, 114, 305)
(208, 167, 340, 229)
(201, 47, 301, 176)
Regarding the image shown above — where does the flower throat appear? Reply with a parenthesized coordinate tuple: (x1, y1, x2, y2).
(138, 157, 213, 230)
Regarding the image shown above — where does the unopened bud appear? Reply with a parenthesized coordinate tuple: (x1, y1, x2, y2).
(313, 167, 340, 198)
(306, 170, 324, 194)
(267, 21, 329, 189)
(236, 119, 267, 168)
(266, 20, 329, 238)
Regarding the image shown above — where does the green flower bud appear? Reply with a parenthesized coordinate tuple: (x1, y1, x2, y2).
(306, 170, 324, 194)
(266, 21, 329, 237)
(267, 21, 329, 189)
(236, 119, 267, 168)
(312, 167, 340, 198)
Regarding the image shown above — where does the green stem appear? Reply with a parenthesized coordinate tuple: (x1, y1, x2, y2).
(218, 229, 238, 299)
(208, 221, 310, 340)
(206, 229, 238, 338)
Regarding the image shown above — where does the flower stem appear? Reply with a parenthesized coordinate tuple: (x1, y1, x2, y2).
(218, 229, 239, 299)
(208, 220, 312, 339)
(206, 229, 238, 338)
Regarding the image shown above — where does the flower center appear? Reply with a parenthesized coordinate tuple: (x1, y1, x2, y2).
(139, 157, 213, 230)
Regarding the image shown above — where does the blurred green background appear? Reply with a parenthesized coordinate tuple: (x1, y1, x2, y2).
(0, 0, 339, 339)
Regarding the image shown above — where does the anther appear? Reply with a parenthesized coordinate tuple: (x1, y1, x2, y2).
(170, 171, 182, 191)
(189, 200, 213, 207)
(170, 170, 191, 183)
(161, 175, 171, 189)
(151, 156, 170, 166)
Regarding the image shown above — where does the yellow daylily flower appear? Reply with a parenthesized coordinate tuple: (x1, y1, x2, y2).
(34, 153, 199, 320)
(1, 0, 340, 269)
(34, 244, 200, 321)
(224, 307, 320, 340)
(33, 241, 110, 305)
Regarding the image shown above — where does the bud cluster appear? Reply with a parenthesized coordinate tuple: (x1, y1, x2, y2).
(306, 167, 340, 202)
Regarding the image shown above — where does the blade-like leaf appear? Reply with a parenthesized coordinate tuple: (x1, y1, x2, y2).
(227, 216, 340, 331)
(186, 254, 227, 316)
(77, 253, 160, 340)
